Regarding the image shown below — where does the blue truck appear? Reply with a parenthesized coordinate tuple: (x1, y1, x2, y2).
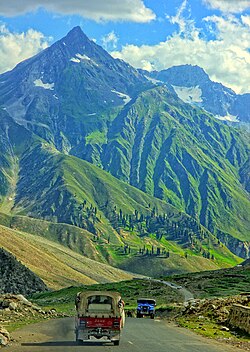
(136, 298, 156, 319)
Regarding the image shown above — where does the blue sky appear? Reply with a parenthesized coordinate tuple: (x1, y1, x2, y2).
(0, 0, 250, 93)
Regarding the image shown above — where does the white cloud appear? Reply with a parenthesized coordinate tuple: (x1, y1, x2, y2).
(168, 0, 195, 36)
(203, 0, 250, 13)
(102, 31, 118, 51)
(0, 25, 48, 74)
(0, 0, 156, 23)
(112, 11, 250, 94)
(241, 15, 250, 26)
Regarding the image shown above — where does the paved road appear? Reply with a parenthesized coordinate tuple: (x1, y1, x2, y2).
(8, 317, 237, 352)
(151, 279, 194, 301)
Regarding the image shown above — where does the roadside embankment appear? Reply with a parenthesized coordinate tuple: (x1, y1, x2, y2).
(228, 303, 250, 335)
(177, 294, 250, 350)
(0, 294, 65, 347)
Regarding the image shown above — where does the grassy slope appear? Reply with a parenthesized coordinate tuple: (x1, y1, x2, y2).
(11, 143, 241, 271)
(32, 264, 250, 315)
(0, 212, 240, 280)
(32, 279, 183, 315)
(118, 252, 240, 277)
(0, 113, 243, 277)
(0, 224, 133, 289)
(101, 87, 250, 242)
(0, 212, 106, 263)
(0, 110, 34, 211)
(166, 264, 250, 298)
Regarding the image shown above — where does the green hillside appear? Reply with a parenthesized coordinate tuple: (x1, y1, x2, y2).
(0, 27, 249, 272)
(165, 262, 250, 299)
(97, 87, 250, 247)
(3, 139, 240, 272)
(0, 110, 245, 277)
(0, 224, 133, 289)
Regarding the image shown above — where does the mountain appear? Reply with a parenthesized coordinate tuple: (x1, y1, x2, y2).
(1, 212, 239, 278)
(0, 26, 150, 153)
(0, 246, 47, 294)
(99, 87, 250, 251)
(0, 27, 249, 272)
(144, 65, 250, 124)
(0, 224, 133, 289)
(0, 113, 241, 275)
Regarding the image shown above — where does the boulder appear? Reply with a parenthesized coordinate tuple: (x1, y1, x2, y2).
(0, 326, 10, 346)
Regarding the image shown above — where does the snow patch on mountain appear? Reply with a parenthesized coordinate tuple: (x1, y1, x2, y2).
(76, 53, 91, 61)
(70, 57, 81, 63)
(145, 76, 162, 85)
(215, 114, 239, 123)
(172, 85, 203, 104)
(34, 79, 54, 90)
(70, 53, 98, 66)
(111, 89, 131, 105)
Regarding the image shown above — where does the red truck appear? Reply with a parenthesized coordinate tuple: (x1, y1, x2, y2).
(75, 291, 125, 345)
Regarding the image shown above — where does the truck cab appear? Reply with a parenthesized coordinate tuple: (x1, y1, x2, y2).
(136, 298, 156, 319)
(75, 291, 125, 345)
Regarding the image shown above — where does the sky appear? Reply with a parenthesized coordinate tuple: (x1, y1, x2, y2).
(0, 0, 250, 94)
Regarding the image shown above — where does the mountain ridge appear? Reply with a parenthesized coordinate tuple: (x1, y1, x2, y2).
(0, 27, 249, 271)
(144, 64, 250, 123)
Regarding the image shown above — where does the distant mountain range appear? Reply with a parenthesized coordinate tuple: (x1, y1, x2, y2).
(142, 65, 250, 124)
(0, 27, 249, 278)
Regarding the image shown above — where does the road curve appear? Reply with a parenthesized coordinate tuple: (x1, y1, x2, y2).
(150, 278, 194, 301)
(8, 317, 236, 352)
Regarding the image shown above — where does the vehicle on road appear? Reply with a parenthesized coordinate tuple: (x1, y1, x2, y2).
(75, 291, 125, 345)
(136, 298, 156, 319)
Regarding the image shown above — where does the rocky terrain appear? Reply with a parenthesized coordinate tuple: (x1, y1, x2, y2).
(182, 294, 250, 324)
(178, 294, 250, 350)
(0, 294, 64, 347)
(0, 248, 47, 295)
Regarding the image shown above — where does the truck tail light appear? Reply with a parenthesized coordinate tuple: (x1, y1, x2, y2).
(79, 317, 86, 326)
(113, 318, 121, 329)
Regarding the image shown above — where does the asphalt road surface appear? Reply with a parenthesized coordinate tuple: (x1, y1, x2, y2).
(151, 279, 194, 301)
(8, 317, 237, 352)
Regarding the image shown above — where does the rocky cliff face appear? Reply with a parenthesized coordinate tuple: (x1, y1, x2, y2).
(0, 248, 47, 294)
(217, 231, 249, 259)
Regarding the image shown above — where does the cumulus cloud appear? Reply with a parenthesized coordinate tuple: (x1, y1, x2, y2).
(0, 0, 156, 23)
(241, 14, 250, 26)
(102, 31, 118, 51)
(0, 24, 48, 74)
(203, 0, 250, 14)
(112, 6, 250, 94)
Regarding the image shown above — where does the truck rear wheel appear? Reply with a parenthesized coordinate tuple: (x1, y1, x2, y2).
(113, 340, 120, 346)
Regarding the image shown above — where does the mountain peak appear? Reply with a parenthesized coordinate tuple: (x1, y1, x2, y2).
(62, 26, 89, 46)
(67, 26, 83, 36)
